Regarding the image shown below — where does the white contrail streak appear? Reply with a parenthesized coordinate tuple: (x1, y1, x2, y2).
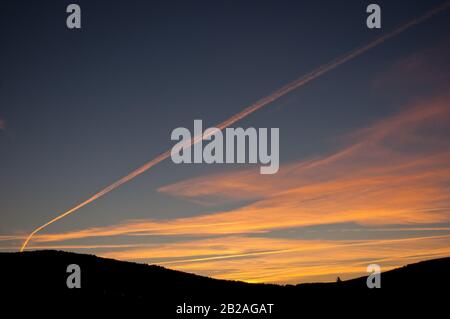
(20, 1, 450, 252)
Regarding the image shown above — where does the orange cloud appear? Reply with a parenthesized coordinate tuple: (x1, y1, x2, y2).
(4, 90, 449, 283)
(98, 235, 450, 283)
(19, 94, 450, 245)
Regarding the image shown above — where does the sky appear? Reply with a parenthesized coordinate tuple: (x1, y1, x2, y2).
(1, 0, 450, 283)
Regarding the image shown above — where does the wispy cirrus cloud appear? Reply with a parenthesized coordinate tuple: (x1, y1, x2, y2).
(159, 97, 450, 206)
(98, 234, 450, 283)
(1, 93, 449, 283)
(4, 69, 449, 284)
(9, 93, 448, 245)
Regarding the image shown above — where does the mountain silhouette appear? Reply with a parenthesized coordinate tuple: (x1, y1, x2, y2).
(2, 250, 447, 316)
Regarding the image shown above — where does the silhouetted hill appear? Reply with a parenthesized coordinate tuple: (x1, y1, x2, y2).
(1, 250, 448, 316)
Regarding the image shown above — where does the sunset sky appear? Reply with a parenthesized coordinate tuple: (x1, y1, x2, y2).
(1, 0, 450, 283)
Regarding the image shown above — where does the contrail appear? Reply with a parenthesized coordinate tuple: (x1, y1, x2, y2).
(20, 1, 450, 252)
